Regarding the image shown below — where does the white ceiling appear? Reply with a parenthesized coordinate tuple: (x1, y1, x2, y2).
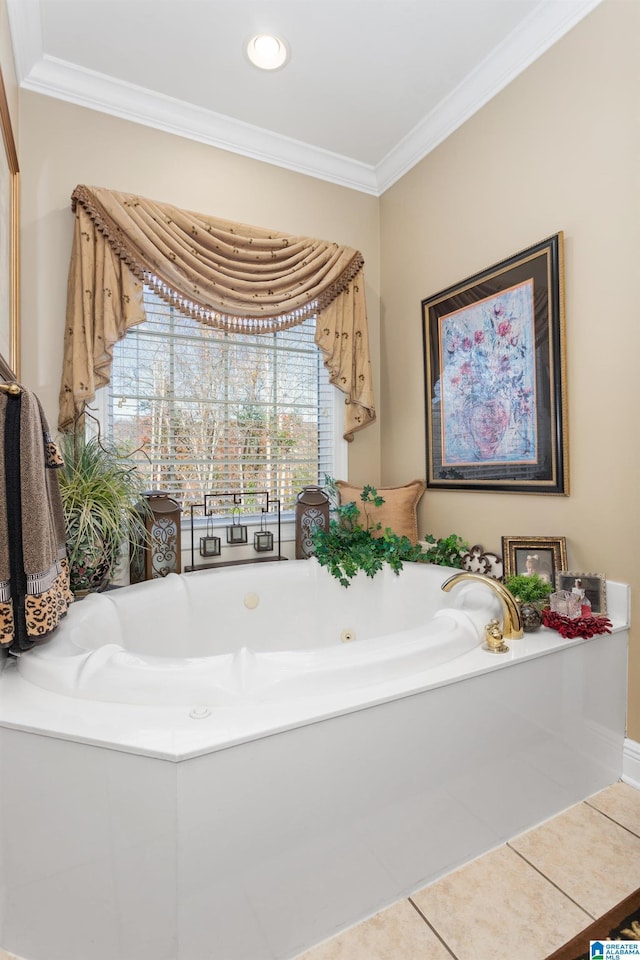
(7, 0, 602, 195)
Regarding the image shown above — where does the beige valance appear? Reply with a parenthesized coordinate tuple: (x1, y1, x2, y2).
(59, 185, 376, 440)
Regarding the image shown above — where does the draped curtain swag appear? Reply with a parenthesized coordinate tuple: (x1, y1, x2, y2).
(60, 185, 376, 440)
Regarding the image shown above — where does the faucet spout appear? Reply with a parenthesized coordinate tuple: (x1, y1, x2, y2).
(441, 571, 524, 640)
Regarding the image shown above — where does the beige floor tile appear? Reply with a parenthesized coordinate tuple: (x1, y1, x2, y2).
(411, 844, 590, 960)
(294, 899, 453, 960)
(587, 781, 640, 837)
(510, 800, 640, 918)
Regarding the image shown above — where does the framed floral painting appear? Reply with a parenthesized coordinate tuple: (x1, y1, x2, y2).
(421, 233, 568, 494)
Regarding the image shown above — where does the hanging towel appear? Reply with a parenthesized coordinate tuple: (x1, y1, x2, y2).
(0, 387, 72, 654)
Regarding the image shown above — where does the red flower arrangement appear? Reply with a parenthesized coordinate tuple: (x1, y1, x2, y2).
(541, 608, 612, 639)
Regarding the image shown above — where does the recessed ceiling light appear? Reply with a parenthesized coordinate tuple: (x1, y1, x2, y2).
(245, 34, 289, 71)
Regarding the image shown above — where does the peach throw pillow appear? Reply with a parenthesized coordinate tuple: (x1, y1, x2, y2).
(335, 480, 425, 543)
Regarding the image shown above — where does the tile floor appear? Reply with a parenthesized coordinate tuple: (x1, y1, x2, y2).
(295, 781, 640, 960)
(0, 781, 638, 960)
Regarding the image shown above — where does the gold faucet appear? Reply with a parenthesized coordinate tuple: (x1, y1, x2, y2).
(441, 571, 524, 640)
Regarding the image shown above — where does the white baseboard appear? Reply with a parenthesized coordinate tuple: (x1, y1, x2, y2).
(622, 738, 640, 789)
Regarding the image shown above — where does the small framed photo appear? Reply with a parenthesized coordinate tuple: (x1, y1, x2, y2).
(556, 571, 607, 615)
(502, 536, 568, 589)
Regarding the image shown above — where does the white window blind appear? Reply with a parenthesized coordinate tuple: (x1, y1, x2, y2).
(105, 288, 338, 510)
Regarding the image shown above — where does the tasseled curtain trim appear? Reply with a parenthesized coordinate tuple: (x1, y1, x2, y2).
(59, 185, 376, 441)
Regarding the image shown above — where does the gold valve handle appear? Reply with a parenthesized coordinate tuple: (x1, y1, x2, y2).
(483, 619, 510, 654)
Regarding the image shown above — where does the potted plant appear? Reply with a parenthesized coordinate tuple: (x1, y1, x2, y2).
(58, 432, 150, 595)
(503, 572, 553, 631)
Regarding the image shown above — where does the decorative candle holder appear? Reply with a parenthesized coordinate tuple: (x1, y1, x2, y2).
(295, 485, 330, 559)
(131, 490, 182, 582)
(200, 516, 221, 558)
(254, 514, 274, 553)
(226, 507, 248, 544)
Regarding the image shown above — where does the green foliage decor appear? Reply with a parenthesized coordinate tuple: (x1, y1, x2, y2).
(59, 433, 150, 594)
(503, 572, 553, 605)
(420, 532, 469, 569)
(311, 481, 468, 587)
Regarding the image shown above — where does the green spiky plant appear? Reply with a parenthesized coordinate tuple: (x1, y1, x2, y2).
(58, 433, 150, 594)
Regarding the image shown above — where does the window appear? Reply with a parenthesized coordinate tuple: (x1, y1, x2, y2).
(102, 288, 344, 511)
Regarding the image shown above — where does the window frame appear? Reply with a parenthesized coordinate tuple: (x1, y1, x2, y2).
(92, 297, 347, 524)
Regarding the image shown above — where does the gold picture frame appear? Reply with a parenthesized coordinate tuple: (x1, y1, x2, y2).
(422, 233, 568, 494)
(0, 64, 19, 382)
(501, 535, 568, 589)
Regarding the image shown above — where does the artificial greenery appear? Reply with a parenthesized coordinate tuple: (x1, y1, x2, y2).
(58, 433, 150, 594)
(503, 572, 554, 605)
(311, 480, 468, 587)
(420, 532, 469, 569)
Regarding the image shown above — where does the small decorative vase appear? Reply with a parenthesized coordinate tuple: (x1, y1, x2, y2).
(71, 573, 110, 599)
(519, 601, 543, 632)
(70, 545, 111, 597)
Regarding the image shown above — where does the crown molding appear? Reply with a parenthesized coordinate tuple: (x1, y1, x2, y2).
(7, 0, 603, 197)
(374, 0, 604, 193)
(21, 55, 381, 195)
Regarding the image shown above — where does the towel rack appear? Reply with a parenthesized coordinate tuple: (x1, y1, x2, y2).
(0, 382, 21, 395)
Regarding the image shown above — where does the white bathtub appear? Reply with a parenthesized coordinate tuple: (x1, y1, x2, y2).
(15, 560, 504, 706)
(0, 561, 630, 960)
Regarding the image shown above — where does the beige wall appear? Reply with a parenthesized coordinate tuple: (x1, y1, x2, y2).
(380, 0, 640, 736)
(17, 93, 381, 481)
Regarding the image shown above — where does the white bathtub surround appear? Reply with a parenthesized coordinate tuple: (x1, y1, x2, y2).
(0, 561, 630, 960)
